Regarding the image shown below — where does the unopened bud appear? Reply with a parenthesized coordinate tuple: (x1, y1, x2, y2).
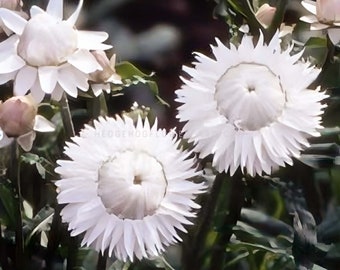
(0, 0, 22, 10)
(316, 0, 340, 24)
(0, 96, 37, 137)
(256, 4, 276, 28)
(90, 50, 122, 84)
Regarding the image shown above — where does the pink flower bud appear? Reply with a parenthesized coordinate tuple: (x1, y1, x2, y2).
(316, 0, 340, 24)
(0, 0, 22, 10)
(255, 4, 276, 28)
(0, 96, 37, 137)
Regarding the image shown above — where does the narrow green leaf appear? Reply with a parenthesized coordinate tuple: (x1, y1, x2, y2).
(0, 181, 16, 227)
(24, 206, 54, 246)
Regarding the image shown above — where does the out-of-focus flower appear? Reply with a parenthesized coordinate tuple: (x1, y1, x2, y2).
(176, 32, 327, 177)
(0, 0, 111, 102)
(55, 116, 204, 261)
(256, 3, 276, 28)
(89, 50, 122, 96)
(0, 95, 55, 151)
(300, 0, 340, 44)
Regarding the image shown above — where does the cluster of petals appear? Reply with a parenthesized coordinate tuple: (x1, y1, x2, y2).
(0, 0, 111, 102)
(55, 116, 205, 261)
(176, 32, 327, 176)
(300, 0, 340, 44)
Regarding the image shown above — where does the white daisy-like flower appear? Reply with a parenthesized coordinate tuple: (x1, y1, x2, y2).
(300, 0, 340, 44)
(176, 32, 327, 177)
(55, 116, 204, 261)
(0, 0, 111, 102)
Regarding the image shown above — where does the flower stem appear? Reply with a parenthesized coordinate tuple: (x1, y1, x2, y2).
(9, 141, 24, 270)
(0, 221, 10, 270)
(88, 93, 108, 118)
(209, 171, 246, 270)
(60, 93, 75, 138)
(182, 172, 226, 270)
(96, 250, 108, 270)
(59, 93, 78, 268)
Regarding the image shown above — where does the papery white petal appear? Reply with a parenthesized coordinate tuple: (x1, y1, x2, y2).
(0, 72, 16, 84)
(0, 54, 25, 73)
(300, 15, 318, 24)
(77, 31, 111, 50)
(33, 115, 55, 132)
(38, 66, 58, 94)
(67, 0, 83, 26)
(30, 80, 46, 103)
(51, 83, 64, 101)
(328, 28, 340, 44)
(17, 131, 36, 151)
(0, 8, 27, 35)
(67, 49, 102, 73)
(46, 0, 63, 20)
(301, 0, 317, 15)
(30, 6, 45, 17)
(14, 66, 37, 96)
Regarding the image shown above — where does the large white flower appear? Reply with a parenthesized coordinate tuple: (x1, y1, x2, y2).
(0, 0, 111, 102)
(55, 116, 204, 261)
(176, 33, 327, 177)
(300, 0, 340, 44)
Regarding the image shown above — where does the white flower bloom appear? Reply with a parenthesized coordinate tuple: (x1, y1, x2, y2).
(55, 116, 204, 261)
(0, 0, 111, 102)
(300, 0, 340, 44)
(176, 32, 327, 177)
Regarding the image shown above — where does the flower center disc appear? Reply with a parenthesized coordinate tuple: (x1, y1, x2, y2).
(97, 151, 167, 220)
(215, 63, 285, 131)
(17, 13, 77, 66)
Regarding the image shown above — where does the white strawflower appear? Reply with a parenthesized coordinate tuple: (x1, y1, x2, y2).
(176, 32, 327, 177)
(55, 116, 204, 261)
(300, 0, 340, 44)
(0, 0, 111, 102)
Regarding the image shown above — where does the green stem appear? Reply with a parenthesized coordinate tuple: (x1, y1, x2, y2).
(59, 93, 78, 269)
(45, 206, 62, 269)
(183, 172, 226, 270)
(96, 250, 108, 270)
(60, 93, 75, 138)
(10, 141, 24, 270)
(0, 221, 10, 270)
(88, 93, 108, 118)
(209, 171, 246, 270)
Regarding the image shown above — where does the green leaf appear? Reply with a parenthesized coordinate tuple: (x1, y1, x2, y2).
(116, 61, 152, 80)
(20, 153, 57, 179)
(115, 61, 169, 106)
(108, 260, 131, 270)
(150, 256, 175, 270)
(0, 181, 16, 227)
(299, 154, 335, 169)
(305, 37, 327, 49)
(24, 206, 54, 246)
